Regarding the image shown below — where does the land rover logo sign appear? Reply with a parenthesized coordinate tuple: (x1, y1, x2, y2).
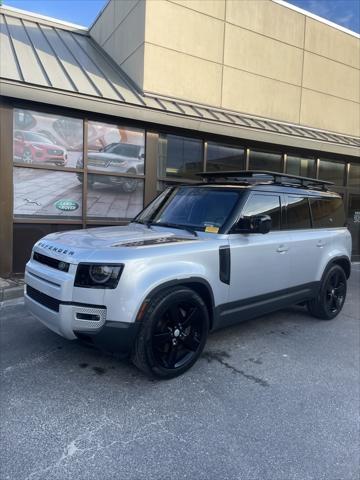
(55, 200, 79, 212)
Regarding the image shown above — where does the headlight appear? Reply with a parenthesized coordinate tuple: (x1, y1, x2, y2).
(74, 264, 123, 289)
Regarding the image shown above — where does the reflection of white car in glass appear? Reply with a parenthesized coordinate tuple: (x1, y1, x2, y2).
(14, 130, 68, 166)
(77, 143, 144, 193)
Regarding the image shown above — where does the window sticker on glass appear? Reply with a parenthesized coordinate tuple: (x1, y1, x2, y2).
(205, 226, 219, 233)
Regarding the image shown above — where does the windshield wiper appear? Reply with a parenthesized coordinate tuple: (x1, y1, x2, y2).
(153, 222, 198, 237)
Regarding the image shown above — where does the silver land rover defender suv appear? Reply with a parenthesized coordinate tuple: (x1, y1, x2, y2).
(25, 171, 352, 379)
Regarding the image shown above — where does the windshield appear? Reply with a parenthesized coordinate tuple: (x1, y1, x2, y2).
(134, 186, 242, 232)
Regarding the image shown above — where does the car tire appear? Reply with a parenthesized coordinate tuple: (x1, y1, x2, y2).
(121, 178, 138, 193)
(22, 148, 33, 164)
(307, 264, 347, 320)
(132, 286, 209, 379)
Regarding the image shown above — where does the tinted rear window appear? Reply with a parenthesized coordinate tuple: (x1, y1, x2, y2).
(286, 196, 311, 229)
(310, 197, 345, 228)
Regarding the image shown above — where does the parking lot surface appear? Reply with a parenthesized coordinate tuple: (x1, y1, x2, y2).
(1, 266, 359, 480)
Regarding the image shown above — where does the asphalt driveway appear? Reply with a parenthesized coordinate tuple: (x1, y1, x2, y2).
(1, 266, 359, 480)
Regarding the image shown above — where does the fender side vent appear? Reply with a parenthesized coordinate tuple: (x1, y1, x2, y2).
(219, 246, 231, 285)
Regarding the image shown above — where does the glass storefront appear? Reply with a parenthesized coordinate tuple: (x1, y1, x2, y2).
(158, 134, 203, 179)
(318, 159, 346, 185)
(206, 142, 245, 171)
(249, 149, 283, 172)
(7, 106, 360, 272)
(13, 168, 83, 219)
(13, 109, 83, 168)
(286, 155, 316, 178)
(13, 110, 145, 226)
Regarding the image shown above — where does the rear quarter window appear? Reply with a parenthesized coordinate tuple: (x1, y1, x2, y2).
(310, 197, 345, 228)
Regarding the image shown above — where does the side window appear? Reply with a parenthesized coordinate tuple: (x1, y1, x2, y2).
(241, 194, 281, 230)
(310, 197, 345, 228)
(286, 196, 311, 229)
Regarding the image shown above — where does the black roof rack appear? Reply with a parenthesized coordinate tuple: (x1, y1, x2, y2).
(197, 170, 334, 191)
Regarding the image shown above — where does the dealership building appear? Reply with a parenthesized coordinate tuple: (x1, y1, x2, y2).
(0, 0, 359, 275)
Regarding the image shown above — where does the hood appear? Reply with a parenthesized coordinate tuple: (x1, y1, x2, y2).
(33, 224, 197, 262)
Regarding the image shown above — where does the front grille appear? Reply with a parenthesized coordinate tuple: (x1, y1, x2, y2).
(33, 252, 70, 272)
(27, 285, 60, 312)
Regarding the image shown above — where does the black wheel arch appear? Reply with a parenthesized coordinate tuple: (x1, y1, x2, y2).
(139, 278, 216, 331)
(325, 256, 351, 279)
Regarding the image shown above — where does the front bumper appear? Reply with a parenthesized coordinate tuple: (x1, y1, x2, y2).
(25, 290, 106, 340)
(25, 288, 140, 353)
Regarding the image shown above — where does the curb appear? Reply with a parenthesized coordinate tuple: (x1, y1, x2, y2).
(0, 285, 24, 302)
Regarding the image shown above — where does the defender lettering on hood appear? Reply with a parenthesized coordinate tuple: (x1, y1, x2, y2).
(37, 242, 75, 256)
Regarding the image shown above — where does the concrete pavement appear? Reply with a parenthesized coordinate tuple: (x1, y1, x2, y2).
(0, 266, 359, 480)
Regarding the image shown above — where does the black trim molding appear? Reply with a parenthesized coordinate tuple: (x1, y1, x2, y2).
(213, 282, 320, 330)
(219, 245, 231, 284)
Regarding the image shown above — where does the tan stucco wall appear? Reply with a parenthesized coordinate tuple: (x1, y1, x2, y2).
(90, 0, 146, 86)
(91, 0, 360, 137)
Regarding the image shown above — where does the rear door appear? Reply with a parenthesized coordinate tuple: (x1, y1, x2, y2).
(285, 194, 329, 287)
(228, 191, 290, 302)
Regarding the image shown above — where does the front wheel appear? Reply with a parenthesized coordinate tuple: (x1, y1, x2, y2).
(307, 264, 347, 320)
(132, 287, 209, 379)
(22, 148, 33, 164)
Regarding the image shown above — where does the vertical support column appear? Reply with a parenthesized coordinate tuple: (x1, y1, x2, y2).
(0, 102, 13, 276)
(144, 131, 159, 206)
(82, 118, 88, 228)
(315, 158, 320, 178)
(245, 148, 250, 170)
(282, 153, 287, 173)
(203, 141, 208, 171)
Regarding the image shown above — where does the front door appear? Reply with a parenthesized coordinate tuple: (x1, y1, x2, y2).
(227, 192, 290, 313)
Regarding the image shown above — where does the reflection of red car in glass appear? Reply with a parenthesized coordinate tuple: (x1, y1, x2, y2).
(14, 130, 68, 166)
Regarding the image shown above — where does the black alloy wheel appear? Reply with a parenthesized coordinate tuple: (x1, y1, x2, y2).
(132, 287, 209, 379)
(308, 264, 347, 320)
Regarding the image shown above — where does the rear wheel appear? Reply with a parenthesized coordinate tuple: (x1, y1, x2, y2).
(132, 287, 209, 379)
(307, 264, 347, 320)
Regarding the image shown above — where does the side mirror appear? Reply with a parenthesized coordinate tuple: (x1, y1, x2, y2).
(233, 214, 272, 234)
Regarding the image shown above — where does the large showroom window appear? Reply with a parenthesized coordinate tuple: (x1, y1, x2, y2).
(13, 109, 83, 168)
(13, 109, 84, 220)
(86, 121, 145, 221)
(158, 133, 203, 179)
(248, 149, 283, 172)
(13, 168, 83, 220)
(348, 162, 360, 187)
(318, 159, 345, 185)
(286, 155, 316, 178)
(12, 110, 145, 224)
(206, 142, 245, 171)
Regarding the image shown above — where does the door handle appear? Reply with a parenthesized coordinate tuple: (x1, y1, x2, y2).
(317, 240, 326, 248)
(277, 245, 288, 253)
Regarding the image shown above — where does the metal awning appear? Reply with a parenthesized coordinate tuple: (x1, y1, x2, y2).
(1, 7, 359, 158)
